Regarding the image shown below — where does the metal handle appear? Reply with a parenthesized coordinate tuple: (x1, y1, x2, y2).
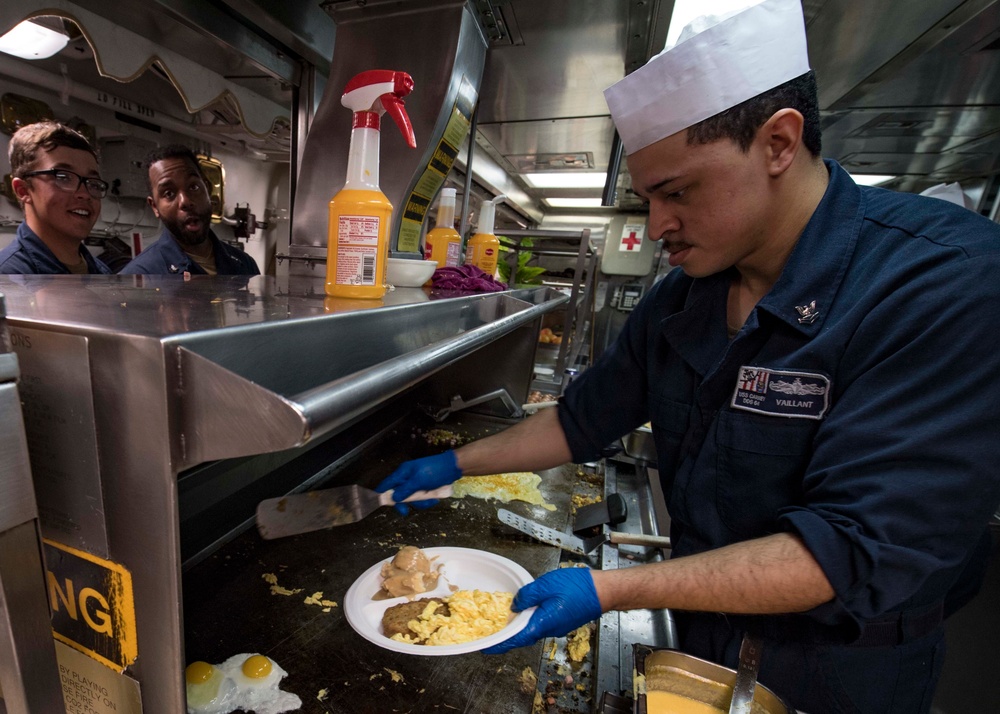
(379, 485, 454, 506)
(607, 532, 671, 549)
(521, 399, 559, 413)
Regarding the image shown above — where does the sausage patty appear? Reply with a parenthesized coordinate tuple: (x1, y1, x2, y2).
(381, 597, 450, 639)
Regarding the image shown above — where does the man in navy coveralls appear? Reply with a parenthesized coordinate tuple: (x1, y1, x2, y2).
(377, 1, 1000, 710)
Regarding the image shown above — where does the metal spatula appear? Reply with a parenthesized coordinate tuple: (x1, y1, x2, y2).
(497, 509, 671, 554)
(256, 484, 453, 540)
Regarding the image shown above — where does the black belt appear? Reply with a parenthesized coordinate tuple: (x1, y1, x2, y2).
(851, 602, 944, 648)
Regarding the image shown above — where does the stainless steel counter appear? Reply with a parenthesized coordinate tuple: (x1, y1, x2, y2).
(0, 295, 63, 714)
(0, 274, 567, 713)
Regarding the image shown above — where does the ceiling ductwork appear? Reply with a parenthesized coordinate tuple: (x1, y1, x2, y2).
(0, 1, 292, 143)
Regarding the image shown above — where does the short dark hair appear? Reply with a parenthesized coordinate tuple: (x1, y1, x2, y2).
(687, 71, 822, 157)
(9, 121, 98, 178)
(143, 144, 203, 193)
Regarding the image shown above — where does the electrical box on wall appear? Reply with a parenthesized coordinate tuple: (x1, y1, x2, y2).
(600, 214, 659, 276)
(99, 136, 157, 199)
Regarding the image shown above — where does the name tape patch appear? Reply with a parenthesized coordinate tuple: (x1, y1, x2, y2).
(731, 366, 830, 420)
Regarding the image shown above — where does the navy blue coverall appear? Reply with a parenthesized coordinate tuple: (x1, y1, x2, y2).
(558, 160, 1000, 712)
(120, 228, 259, 276)
(0, 222, 111, 274)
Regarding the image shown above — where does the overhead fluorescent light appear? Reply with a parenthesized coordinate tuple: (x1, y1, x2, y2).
(665, 0, 766, 50)
(544, 198, 604, 208)
(850, 174, 896, 187)
(522, 172, 608, 189)
(0, 20, 69, 60)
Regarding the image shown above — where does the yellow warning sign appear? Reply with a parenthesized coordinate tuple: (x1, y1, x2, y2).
(396, 75, 478, 254)
(44, 539, 138, 673)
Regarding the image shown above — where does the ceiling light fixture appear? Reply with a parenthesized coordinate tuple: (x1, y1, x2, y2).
(0, 20, 69, 60)
(544, 197, 604, 208)
(522, 172, 608, 189)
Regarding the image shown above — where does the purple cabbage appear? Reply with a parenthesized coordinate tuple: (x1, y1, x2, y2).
(431, 264, 508, 293)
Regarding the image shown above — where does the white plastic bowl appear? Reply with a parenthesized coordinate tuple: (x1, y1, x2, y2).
(387, 258, 437, 287)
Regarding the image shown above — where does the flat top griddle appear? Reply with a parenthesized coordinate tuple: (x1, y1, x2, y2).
(182, 416, 585, 714)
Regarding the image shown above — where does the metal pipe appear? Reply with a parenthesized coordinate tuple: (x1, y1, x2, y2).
(555, 228, 591, 383)
(500, 248, 593, 258)
(498, 228, 596, 240)
(602, 130, 623, 207)
(459, 103, 479, 240)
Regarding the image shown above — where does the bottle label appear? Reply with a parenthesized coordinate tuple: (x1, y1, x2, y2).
(446, 241, 461, 267)
(338, 215, 380, 246)
(336, 246, 378, 286)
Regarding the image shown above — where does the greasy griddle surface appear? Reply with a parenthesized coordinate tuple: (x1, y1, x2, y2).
(182, 416, 577, 714)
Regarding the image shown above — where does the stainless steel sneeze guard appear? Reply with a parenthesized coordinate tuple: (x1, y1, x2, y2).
(172, 289, 564, 468)
(0, 277, 566, 471)
(0, 274, 567, 713)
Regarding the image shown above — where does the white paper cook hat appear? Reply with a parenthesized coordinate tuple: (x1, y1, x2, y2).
(919, 182, 973, 210)
(604, 0, 811, 155)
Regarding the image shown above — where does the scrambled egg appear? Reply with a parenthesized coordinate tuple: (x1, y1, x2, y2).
(261, 573, 303, 597)
(452, 473, 556, 511)
(303, 591, 338, 610)
(566, 624, 591, 662)
(571, 493, 600, 513)
(391, 590, 514, 646)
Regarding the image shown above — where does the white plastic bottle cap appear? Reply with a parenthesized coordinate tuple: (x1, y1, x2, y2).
(477, 194, 506, 235)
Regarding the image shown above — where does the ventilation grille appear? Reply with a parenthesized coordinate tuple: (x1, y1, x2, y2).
(474, 0, 524, 47)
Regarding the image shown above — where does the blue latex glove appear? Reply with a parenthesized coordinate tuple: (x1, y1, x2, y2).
(482, 567, 602, 655)
(375, 450, 462, 515)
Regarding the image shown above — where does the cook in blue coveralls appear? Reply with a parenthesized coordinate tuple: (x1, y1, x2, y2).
(120, 144, 260, 276)
(377, 3, 1000, 711)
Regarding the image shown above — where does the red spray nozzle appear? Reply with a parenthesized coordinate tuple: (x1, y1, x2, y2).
(342, 70, 416, 148)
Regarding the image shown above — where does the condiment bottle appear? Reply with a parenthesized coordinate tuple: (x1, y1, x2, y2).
(326, 70, 416, 299)
(424, 187, 462, 268)
(466, 194, 506, 278)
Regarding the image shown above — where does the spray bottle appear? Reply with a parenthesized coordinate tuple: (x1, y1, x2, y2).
(424, 187, 462, 268)
(326, 70, 416, 299)
(466, 194, 506, 278)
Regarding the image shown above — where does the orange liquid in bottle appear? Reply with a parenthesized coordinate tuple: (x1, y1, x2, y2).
(326, 189, 393, 299)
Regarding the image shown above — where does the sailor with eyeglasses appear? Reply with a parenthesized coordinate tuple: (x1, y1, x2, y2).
(1, 122, 111, 275)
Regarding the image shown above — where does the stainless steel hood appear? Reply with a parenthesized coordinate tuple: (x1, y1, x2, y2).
(290, 1, 489, 257)
(809, 0, 1000, 192)
(10, 0, 994, 225)
(472, 0, 1000, 209)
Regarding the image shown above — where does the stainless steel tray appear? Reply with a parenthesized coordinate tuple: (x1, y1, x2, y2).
(633, 646, 794, 714)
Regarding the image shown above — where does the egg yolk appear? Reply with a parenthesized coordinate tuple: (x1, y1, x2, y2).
(185, 661, 215, 684)
(242, 655, 272, 679)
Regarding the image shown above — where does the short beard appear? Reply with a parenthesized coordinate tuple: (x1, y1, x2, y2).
(165, 217, 210, 247)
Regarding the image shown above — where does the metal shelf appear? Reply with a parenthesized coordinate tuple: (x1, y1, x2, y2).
(500, 228, 597, 390)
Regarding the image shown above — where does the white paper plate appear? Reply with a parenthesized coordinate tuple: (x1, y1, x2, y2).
(343, 547, 535, 655)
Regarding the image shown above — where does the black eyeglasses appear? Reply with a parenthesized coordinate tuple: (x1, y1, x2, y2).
(21, 169, 109, 199)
